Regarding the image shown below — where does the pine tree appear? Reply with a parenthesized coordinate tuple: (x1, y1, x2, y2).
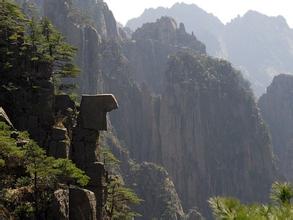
(0, 122, 89, 219)
(209, 182, 293, 219)
(0, 0, 79, 94)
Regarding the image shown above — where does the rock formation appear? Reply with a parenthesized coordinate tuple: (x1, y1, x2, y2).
(126, 3, 223, 56)
(259, 74, 293, 181)
(12, 0, 280, 218)
(126, 3, 293, 96)
(159, 52, 276, 215)
(72, 94, 118, 219)
(126, 162, 203, 220)
(123, 16, 205, 93)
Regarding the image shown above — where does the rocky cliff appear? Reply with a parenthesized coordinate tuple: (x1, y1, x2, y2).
(33, 0, 190, 218)
(159, 52, 276, 215)
(259, 74, 293, 181)
(17, 0, 280, 218)
(126, 3, 223, 56)
(123, 17, 205, 93)
(126, 4, 293, 96)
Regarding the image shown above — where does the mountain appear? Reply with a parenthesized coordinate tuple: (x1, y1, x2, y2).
(259, 74, 293, 181)
(223, 11, 293, 97)
(126, 4, 293, 97)
(120, 17, 278, 217)
(123, 16, 205, 93)
(127, 3, 224, 56)
(6, 0, 280, 219)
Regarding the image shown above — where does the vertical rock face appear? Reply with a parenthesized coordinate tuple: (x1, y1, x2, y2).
(49, 189, 69, 220)
(69, 186, 97, 220)
(158, 52, 276, 214)
(70, 0, 120, 40)
(23, 0, 279, 218)
(259, 74, 293, 181)
(123, 17, 206, 93)
(72, 95, 118, 219)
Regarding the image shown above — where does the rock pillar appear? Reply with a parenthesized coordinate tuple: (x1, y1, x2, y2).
(71, 94, 118, 220)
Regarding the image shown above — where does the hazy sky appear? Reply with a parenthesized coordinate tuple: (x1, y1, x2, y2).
(104, 0, 293, 27)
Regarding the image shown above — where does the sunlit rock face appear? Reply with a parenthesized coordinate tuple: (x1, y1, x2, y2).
(123, 17, 205, 94)
(18, 0, 279, 218)
(259, 74, 293, 181)
(158, 52, 277, 215)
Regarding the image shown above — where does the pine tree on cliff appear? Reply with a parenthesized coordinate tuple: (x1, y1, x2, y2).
(209, 182, 293, 219)
(0, 122, 89, 219)
(0, 0, 27, 71)
(0, 0, 79, 94)
(101, 147, 142, 219)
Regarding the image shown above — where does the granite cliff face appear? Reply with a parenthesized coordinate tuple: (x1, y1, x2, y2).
(115, 18, 277, 217)
(159, 52, 276, 214)
(127, 4, 293, 96)
(127, 3, 223, 56)
(19, 0, 279, 218)
(32, 0, 189, 218)
(123, 17, 205, 93)
(259, 74, 293, 181)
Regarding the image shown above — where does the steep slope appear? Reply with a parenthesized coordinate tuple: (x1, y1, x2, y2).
(29, 0, 190, 218)
(123, 16, 205, 93)
(21, 0, 279, 218)
(127, 3, 224, 55)
(127, 4, 293, 96)
(223, 11, 293, 96)
(159, 52, 276, 215)
(259, 74, 293, 181)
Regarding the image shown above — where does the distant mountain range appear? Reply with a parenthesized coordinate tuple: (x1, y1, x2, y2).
(127, 3, 293, 96)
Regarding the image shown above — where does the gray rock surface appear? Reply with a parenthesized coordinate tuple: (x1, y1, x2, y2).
(123, 17, 205, 93)
(259, 74, 293, 181)
(126, 3, 293, 96)
(80, 94, 118, 131)
(69, 186, 97, 220)
(50, 189, 69, 220)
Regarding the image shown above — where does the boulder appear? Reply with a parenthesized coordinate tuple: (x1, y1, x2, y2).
(49, 189, 69, 220)
(80, 94, 118, 131)
(69, 186, 97, 220)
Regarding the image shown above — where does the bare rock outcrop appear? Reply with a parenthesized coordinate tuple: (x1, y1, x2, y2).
(259, 74, 293, 181)
(16, 0, 279, 218)
(49, 189, 70, 220)
(123, 17, 206, 93)
(159, 52, 276, 215)
(69, 186, 97, 220)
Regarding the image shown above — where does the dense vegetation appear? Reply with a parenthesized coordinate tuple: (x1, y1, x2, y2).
(0, 122, 89, 219)
(0, 1, 141, 219)
(209, 182, 293, 219)
(0, 0, 79, 93)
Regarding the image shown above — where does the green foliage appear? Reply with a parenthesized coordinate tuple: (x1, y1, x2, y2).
(271, 182, 293, 205)
(99, 135, 142, 219)
(100, 146, 120, 171)
(0, 122, 89, 218)
(209, 182, 293, 220)
(104, 176, 142, 220)
(0, 0, 79, 94)
(0, 0, 27, 71)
